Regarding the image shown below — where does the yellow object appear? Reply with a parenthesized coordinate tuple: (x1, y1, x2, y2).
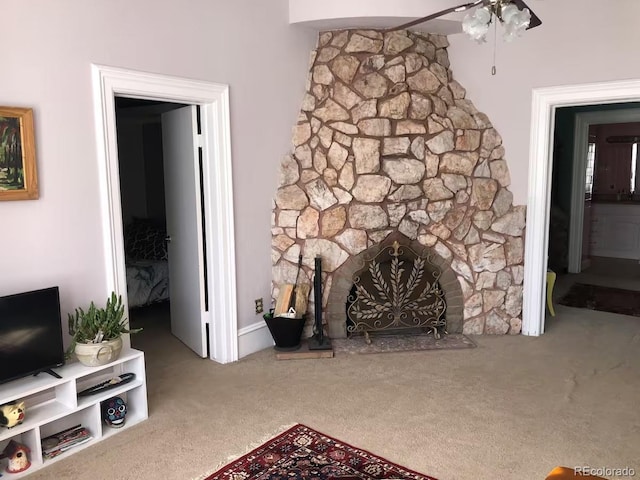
(546, 269, 556, 316)
(545, 466, 607, 479)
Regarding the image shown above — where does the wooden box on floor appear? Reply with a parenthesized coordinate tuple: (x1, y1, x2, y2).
(275, 340, 334, 360)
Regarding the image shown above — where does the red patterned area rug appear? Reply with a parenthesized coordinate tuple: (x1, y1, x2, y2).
(203, 424, 437, 480)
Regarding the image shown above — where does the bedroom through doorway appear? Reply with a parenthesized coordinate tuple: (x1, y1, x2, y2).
(114, 97, 193, 357)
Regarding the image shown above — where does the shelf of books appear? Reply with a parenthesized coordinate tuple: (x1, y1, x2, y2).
(39, 405, 100, 465)
(42, 424, 93, 461)
(0, 348, 147, 478)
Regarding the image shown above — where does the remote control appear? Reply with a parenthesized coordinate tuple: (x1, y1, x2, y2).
(78, 373, 135, 397)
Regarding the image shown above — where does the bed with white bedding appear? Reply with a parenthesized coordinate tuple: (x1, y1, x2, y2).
(126, 259, 169, 308)
(124, 218, 170, 309)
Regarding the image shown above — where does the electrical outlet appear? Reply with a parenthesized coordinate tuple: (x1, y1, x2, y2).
(255, 298, 264, 314)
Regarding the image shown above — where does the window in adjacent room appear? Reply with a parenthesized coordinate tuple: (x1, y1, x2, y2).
(632, 143, 638, 194)
(585, 142, 596, 198)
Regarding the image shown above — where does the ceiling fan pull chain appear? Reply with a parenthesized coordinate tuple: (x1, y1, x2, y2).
(491, 18, 498, 75)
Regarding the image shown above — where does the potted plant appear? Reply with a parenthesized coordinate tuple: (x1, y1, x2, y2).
(67, 292, 141, 367)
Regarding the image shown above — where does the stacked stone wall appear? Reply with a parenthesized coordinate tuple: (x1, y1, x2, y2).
(272, 29, 524, 335)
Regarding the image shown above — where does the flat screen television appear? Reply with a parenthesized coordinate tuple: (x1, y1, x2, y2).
(0, 286, 65, 384)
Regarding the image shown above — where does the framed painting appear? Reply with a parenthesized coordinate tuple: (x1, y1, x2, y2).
(0, 107, 38, 200)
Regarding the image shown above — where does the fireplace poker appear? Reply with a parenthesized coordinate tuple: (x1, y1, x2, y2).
(308, 255, 332, 350)
(287, 254, 303, 316)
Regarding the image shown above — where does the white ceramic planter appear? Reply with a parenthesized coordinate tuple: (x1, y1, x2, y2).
(74, 336, 123, 367)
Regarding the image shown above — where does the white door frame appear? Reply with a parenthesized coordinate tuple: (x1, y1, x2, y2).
(523, 79, 640, 336)
(567, 108, 640, 273)
(91, 64, 239, 363)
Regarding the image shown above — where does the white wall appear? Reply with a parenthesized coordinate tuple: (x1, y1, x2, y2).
(448, 0, 640, 204)
(0, 0, 316, 336)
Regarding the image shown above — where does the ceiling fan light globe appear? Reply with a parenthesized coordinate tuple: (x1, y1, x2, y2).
(502, 27, 517, 42)
(474, 6, 493, 24)
(504, 11, 531, 40)
(462, 7, 491, 43)
(514, 8, 532, 29)
(500, 4, 518, 23)
(502, 5, 531, 28)
(462, 21, 490, 43)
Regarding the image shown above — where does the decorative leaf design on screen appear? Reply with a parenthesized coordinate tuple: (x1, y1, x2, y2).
(347, 240, 446, 336)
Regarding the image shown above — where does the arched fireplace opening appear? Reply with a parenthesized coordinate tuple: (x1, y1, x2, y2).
(344, 237, 447, 343)
(327, 232, 463, 339)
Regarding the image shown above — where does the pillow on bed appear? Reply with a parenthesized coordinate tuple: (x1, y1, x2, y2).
(124, 218, 168, 261)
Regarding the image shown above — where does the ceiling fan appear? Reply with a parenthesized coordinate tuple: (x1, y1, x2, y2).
(388, 0, 542, 42)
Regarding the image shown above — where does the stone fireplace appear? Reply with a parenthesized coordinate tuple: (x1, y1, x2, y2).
(271, 29, 525, 337)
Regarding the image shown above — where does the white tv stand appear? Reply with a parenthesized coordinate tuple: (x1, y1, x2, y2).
(0, 348, 147, 478)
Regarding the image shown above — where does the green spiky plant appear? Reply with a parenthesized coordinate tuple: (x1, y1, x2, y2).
(66, 292, 142, 358)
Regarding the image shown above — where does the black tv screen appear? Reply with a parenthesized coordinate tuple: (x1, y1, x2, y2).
(0, 286, 65, 384)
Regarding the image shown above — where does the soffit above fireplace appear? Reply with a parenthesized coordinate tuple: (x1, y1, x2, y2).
(289, 0, 466, 35)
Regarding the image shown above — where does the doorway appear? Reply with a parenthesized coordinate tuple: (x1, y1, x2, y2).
(565, 106, 640, 272)
(113, 98, 184, 355)
(546, 104, 640, 325)
(523, 79, 640, 336)
(92, 64, 239, 364)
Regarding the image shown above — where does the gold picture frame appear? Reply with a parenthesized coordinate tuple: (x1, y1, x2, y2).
(0, 107, 38, 200)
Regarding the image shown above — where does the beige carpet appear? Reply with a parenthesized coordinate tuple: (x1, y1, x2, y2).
(26, 301, 640, 480)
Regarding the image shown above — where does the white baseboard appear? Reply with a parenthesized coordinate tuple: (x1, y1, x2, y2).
(238, 320, 273, 358)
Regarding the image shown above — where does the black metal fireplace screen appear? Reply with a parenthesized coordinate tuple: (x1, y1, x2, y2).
(346, 239, 446, 342)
